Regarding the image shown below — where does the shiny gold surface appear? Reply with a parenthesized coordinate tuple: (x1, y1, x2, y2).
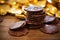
(45, 3, 58, 16)
(0, 0, 60, 18)
(56, 11, 60, 18)
(0, 5, 10, 15)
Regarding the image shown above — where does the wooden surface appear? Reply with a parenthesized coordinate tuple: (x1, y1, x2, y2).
(0, 15, 60, 40)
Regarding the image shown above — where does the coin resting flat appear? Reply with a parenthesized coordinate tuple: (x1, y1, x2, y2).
(40, 24, 58, 34)
(8, 28, 28, 37)
(25, 6, 43, 12)
(10, 21, 26, 30)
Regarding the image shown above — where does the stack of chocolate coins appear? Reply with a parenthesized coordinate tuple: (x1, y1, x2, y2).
(40, 15, 59, 34)
(25, 6, 45, 28)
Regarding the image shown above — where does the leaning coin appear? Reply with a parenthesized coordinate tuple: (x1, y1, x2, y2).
(9, 21, 26, 30)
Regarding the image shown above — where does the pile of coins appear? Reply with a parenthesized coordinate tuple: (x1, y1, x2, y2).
(40, 15, 59, 34)
(25, 6, 45, 25)
(25, 6, 59, 34)
(9, 15, 59, 37)
(8, 6, 59, 37)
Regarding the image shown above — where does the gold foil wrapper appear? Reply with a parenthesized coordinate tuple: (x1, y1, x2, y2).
(0, 0, 5, 4)
(0, 0, 60, 18)
(45, 4, 58, 16)
(33, 0, 46, 7)
(15, 14, 26, 19)
(0, 5, 10, 15)
(56, 11, 60, 18)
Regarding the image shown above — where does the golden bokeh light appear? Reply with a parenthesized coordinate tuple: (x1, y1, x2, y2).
(0, 0, 60, 18)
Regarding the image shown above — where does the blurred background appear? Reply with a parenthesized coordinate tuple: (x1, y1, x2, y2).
(0, 0, 60, 18)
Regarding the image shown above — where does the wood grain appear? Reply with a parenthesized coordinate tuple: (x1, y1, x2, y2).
(0, 15, 60, 40)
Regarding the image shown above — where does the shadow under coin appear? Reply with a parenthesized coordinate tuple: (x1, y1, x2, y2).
(8, 28, 29, 37)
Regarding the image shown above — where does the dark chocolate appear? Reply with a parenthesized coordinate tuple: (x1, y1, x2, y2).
(25, 6, 45, 25)
(8, 28, 29, 37)
(44, 15, 58, 24)
(40, 24, 59, 34)
(10, 21, 26, 30)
